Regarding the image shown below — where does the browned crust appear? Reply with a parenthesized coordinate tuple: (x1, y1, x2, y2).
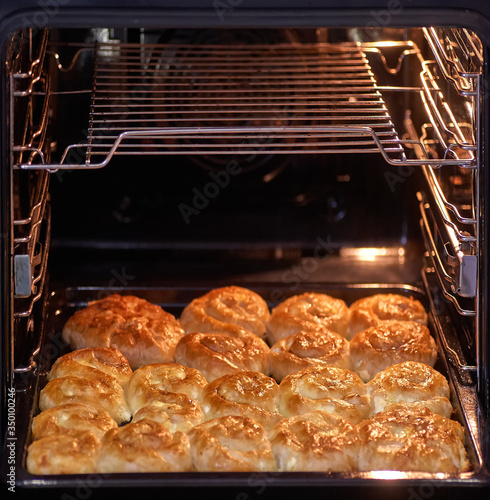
(180, 286, 270, 338)
(62, 294, 186, 369)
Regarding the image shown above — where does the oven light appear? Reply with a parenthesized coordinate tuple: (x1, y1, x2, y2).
(340, 247, 405, 262)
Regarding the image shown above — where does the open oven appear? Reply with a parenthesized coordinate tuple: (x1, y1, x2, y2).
(1, 1, 490, 498)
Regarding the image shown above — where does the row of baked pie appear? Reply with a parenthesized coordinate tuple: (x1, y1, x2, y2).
(27, 346, 469, 474)
(60, 288, 430, 370)
(174, 318, 437, 383)
(59, 289, 436, 383)
(28, 408, 468, 474)
(35, 346, 452, 427)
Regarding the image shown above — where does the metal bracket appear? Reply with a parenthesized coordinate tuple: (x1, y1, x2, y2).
(14, 254, 32, 298)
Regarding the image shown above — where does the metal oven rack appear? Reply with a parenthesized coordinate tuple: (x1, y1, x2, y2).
(13, 40, 476, 171)
(83, 42, 406, 163)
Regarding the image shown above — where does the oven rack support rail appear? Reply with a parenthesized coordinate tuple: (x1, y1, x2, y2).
(423, 27, 482, 97)
(420, 61, 476, 162)
(419, 193, 477, 313)
(414, 31, 479, 307)
(403, 99, 477, 305)
(10, 30, 52, 320)
(11, 40, 477, 171)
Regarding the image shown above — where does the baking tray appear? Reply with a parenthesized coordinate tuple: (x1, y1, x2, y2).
(12, 283, 485, 491)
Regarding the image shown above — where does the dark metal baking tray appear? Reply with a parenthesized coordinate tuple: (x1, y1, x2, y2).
(12, 283, 485, 491)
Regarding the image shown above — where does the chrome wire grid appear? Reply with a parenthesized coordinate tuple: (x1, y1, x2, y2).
(14, 40, 479, 170)
(84, 42, 403, 162)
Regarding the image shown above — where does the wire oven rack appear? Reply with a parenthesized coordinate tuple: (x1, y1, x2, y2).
(84, 42, 404, 160)
(13, 40, 477, 170)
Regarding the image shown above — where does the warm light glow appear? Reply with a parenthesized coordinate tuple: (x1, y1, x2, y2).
(340, 247, 404, 262)
(366, 470, 447, 480)
(368, 470, 408, 480)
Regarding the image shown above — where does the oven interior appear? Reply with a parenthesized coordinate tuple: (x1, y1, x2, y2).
(5, 24, 489, 487)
